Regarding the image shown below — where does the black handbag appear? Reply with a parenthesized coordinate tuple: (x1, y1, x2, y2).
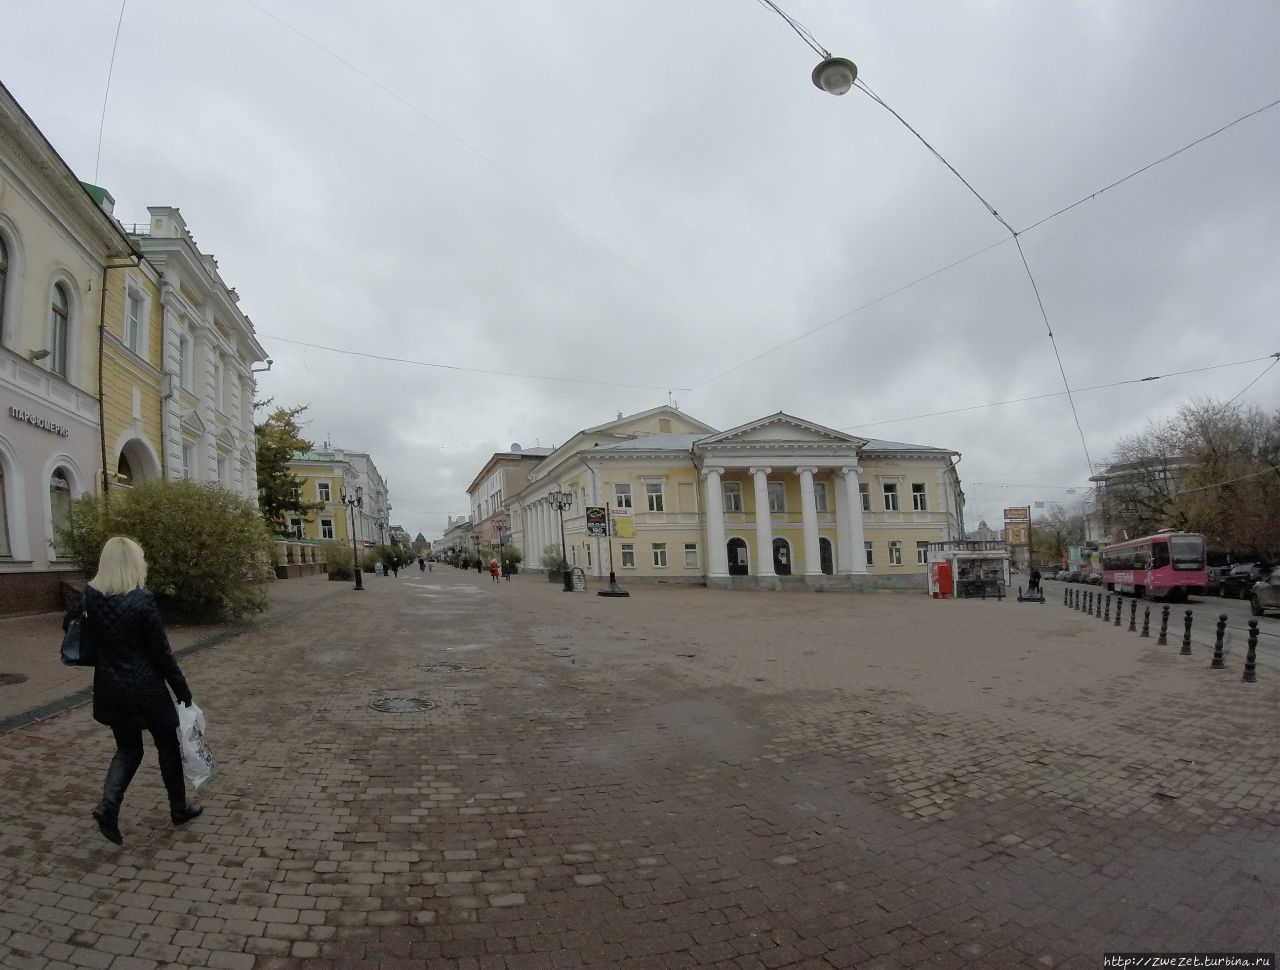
(61, 612, 95, 667)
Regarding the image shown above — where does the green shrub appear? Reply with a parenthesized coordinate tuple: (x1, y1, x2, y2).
(499, 546, 523, 566)
(323, 540, 354, 580)
(541, 544, 568, 572)
(60, 480, 276, 621)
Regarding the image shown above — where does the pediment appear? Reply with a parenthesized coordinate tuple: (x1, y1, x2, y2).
(698, 413, 866, 449)
(216, 429, 236, 451)
(179, 409, 206, 437)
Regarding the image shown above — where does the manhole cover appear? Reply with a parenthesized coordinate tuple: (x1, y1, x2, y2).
(369, 697, 436, 713)
(0, 673, 29, 686)
(421, 662, 467, 674)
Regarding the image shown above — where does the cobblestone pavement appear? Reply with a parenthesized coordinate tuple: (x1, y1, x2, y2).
(1, 569, 1276, 969)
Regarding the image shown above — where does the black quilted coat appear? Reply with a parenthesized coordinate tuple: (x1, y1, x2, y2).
(65, 586, 192, 730)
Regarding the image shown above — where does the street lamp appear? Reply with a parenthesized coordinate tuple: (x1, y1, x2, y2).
(340, 486, 364, 591)
(547, 487, 573, 591)
(811, 56, 858, 95)
(494, 512, 509, 571)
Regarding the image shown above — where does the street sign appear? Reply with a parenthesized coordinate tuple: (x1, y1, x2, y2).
(585, 506, 607, 537)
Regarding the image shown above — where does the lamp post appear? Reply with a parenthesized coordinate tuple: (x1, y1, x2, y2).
(340, 486, 364, 591)
(548, 487, 573, 591)
(472, 532, 483, 572)
(494, 512, 509, 572)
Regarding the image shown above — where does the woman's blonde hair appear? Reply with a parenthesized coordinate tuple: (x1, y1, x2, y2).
(89, 536, 148, 595)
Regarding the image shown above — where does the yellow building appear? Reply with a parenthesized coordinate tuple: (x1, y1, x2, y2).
(285, 452, 359, 544)
(507, 406, 965, 590)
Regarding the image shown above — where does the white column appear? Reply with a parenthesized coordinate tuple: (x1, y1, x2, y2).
(751, 466, 774, 580)
(798, 466, 821, 577)
(702, 466, 728, 578)
(834, 473, 854, 572)
(841, 466, 867, 574)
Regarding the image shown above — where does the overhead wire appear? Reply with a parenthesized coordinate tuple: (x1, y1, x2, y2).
(841, 353, 1280, 431)
(93, 0, 129, 183)
(1218, 353, 1280, 410)
(256, 332, 691, 392)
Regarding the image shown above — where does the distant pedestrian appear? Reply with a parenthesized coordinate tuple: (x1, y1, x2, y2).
(502, 560, 512, 581)
(67, 537, 202, 846)
(489, 559, 501, 583)
(390, 561, 399, 578)
(418, 557, 425, 572)
(1029, 567, 1041, 593)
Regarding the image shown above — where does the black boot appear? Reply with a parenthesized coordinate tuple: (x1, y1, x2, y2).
(93, 752, 139, 845)
(157, 737, 202, 826)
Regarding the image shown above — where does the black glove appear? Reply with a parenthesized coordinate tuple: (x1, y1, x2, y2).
(176, 690, 193, 707)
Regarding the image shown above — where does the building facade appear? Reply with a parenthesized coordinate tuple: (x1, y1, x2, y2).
(286, 446, 389, 548)
(506, 407, 965, 590)
(0, 83, 139, 612)
(465, 444, 552, 561)
(439, 515, 472, 557)
(124, 207, 267, 500)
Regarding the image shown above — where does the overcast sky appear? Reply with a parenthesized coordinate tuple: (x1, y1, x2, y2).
(5, 1, 1277, 536)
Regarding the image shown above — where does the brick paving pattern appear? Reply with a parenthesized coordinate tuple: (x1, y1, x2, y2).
(1, 569, 1276, 969)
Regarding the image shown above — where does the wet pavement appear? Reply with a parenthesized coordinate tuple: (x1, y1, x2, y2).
(0, 567, 1276, 969)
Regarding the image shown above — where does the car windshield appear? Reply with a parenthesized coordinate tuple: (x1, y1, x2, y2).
(1230, 564, 1256, 576)
(1169, 535, 1204, 571)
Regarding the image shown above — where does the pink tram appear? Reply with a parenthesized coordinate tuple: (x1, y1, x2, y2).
(1101, 530, 1207, 601)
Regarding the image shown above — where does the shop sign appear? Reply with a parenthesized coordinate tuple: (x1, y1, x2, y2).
(9, 406, 71, 437)
(585, 506, 608, 537)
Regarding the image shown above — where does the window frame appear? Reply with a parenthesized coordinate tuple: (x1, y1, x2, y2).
(620, 543, 635, 568)
(317, 481, 331, 503)
(289, 517, 304, 539)
(722, 481, 742, 513)
(0, 233, 9, 344)
(684, 543, 698, 568)
(882, 482, 899, 512)
(911, 483, 928, 512)
(813, 481, 829, 513)
(50, 282, 70, 378)
(859, 482, 870, 512)
(916, 541, 929, 565)
(651, 542, 668, 567)
(645, 482, 664, 513)
(888, 540, 903, 566)
(614, 483, 632, 509)
(0, 463, 10, 558)
(178, 334, 193, 391)
(181, 442, 196, 480)
(125, 287, 146, 356)
(767, 481, 785, 513)
(864, 541, 874, 566)
(49, 467, 73, 558)
(321, 520, 335, 540)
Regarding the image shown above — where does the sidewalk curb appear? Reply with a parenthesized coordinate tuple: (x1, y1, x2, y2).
(0, 597, 320, 737)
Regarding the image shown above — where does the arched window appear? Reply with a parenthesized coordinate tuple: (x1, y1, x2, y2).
(50, 468, 72, 557)
(0, 464, 11, 557)
(50, 283, 70, 377)
(0, 235, 9, 341)
(117, 452, 134, 486)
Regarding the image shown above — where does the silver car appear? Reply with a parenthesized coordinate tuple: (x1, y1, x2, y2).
(1251, 567, 1280, 617)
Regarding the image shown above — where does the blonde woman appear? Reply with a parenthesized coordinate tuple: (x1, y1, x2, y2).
(65, 536, 202, 845)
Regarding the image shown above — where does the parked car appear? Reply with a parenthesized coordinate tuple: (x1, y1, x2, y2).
(1251, 567, 1280, 617)
(1223, 563, 1267, 599)
(1205, 565, 1231, 597)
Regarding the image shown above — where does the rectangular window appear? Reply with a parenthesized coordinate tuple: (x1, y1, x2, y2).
(859, 482, 870, 512)
(317, 481, 331, 503)
(889, 541, 903, 566)
(813, 481, 828, 513)
(912, 483, 928, 511)
(0, 467, 9, 556)
(917, 541, 929, 565)
(767, 481, 785, 513)
(864, 541, 873, 566)
(684, 543, 698, 568)
(646, 482, 664, 512)
(178, 335, 192, 390)
(621, 543, 635, 568)
(614, 483, 632, 509)
(723, 481, 742, 513)
(126, 291, 144, 353)
(216, 455, 228, 487)
(289, 518, 303, 539)
(213, 357, 224, 411)
(182, 442, 195, 480)
(651, 543, 668, 567)
(321, 519, 335, 540)
(883, 483, 899, 512)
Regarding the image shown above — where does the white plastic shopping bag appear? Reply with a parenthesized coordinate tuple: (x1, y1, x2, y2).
(176, 701, 214, 790)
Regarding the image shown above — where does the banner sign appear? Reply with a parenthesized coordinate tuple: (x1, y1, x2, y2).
(1003, 507, 1030, 522)
(585, 506, 608, 538)
(611, 507, 635, 538)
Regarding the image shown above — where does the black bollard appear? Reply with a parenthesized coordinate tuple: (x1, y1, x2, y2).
(1180, 609, 1193, 655)
(1063, 587, 1069, 607)
(1114, 597, 1122, 627)
(1095, 592, 1102, 619)
(1104, 594, 1111, 622)
(1128, 599, 1137, 632)
(1210, 614, 1227, 669)
(1158, 605, 1170, 645)
(1085, 590, 1091, 614)
(1075, 589, 1081, 611)
(1243, 620, 1258, 683)
(1141, 606, 1151, 638)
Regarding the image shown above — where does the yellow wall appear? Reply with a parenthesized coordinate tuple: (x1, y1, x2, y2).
(285, 462, 350, 542)
(101, 267, 164, 485)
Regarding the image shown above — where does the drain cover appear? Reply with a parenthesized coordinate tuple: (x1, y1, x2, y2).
(369, 697, 436, 713)
(421, 662, 467, 674)
(0, 673, 29, 686)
